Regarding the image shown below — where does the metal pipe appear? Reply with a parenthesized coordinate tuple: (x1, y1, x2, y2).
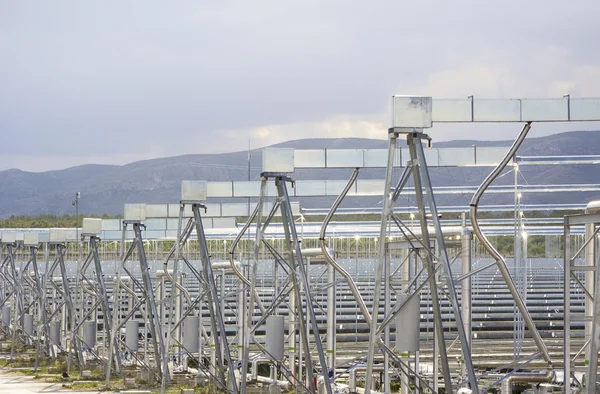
(279, 177, 332, 394)
(469, 121, 552, 365)
(366, 133, 397, 394)
(461, 214, 472, 381)
(408, 134, 453, 392)
(240, 178, 266, 393)
(319, 168, 372, 326)
(228, 202, 267, 314)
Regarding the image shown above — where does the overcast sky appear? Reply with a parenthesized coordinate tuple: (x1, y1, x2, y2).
(1, 1, 600, 172)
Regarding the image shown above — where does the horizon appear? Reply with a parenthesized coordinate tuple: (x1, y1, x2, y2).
(1, 129, 593, 173)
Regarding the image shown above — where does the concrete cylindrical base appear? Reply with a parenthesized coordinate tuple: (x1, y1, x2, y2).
(82, 321, 97, 349)
(23, 314, 34, 336)
(125, 320, 139, 351)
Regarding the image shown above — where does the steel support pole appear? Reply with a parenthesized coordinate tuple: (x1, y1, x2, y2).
(586, 225, 599, 394)
(411, 132, 479, 392)
(240, 178, 265, 393)
(584, 223, 594, 368)
(30, 245, 47, 369)
(57, 243, 82, 375)
(564, 221, 571, 394)
(400, 248, 410, 394)
(326, 263, 336, 374)
(132, 223, 164, 378)
(193, 204, 238, 394)
(90, 236, 118, 382)
(7, 244, 23, 361)
(384, 244, 391, 394)
(277, 176, 333, 394)
(461, 215, 472, 381)
(366, 132, 397, 393)
(407, 134, 453, 393)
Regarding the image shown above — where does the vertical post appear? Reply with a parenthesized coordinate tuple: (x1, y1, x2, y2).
(384, 243, 391, 394)
(132, 223, 163, 378)
(277, 176, 332, 394)
(366, 131, 397, 393)
(59, 243, 82, 375)
(326, 263, 336, 374)
(461, 213, 472, 380)
(90, 237, 118, 381)
(563, 219, 571, 394)
(411, 132, 479, 392)
(240, 178, 266, 393)
(193, 204, 238, 393)
(401, 248, 411, 394)
(408, 134, 453, 393)
(584, 222, 594, 368)
(586, 223, 599, 394)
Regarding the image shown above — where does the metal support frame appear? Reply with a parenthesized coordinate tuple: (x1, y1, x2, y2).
(192, 202, 238, 393)
(43, 241, 83, 373)
(564, 212, 600, 393)
(106, 221, 164, 384)
(0, 241, 24, 359)
(235, 173, 333, 394)
(71, 234, 117, 380)
(365, 129, 479, 393)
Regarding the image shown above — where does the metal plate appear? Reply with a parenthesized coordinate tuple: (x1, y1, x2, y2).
(327, 180, 353, 196)
(1, 232, 17, 244)
(432, 99, 472, 122)
(392, 96, 433, 128)
(201, 218, 213, 229)
(294, 180, 326, 197)
(262, 147, 294, 173)
(221, 203, 252, 217)
(144, 219, 167, 231)
(521, 98, 568, 121)
(401, 148, 439, 166)
(203, 203, 221, 218)
(473, 99, 521, 122)
(146, 204, 169, 218)
(181, 180, 208, 201)
(82, 218, 102, 235)
(101, 219, 121, 231)
(294, 149, 325, 168)
(207, 182, 233, 198)
(212, 217, 237, 229)
(166, 218, 180, 231)
(290, 201, 301, 216)
(233, 181, 261, 198)
(356, 180, 383, 196)
(124, 203, 147, 221)
(101, 230, 122, 241)
(438, 148, 474, 167)
(145, 230, 166, 239)
(570, 98, 600, 121)
(475, 147, 509, 166)
(326, 149, 363, 168)
(23, 232, 39, 246)
(48, 229, 68, 243)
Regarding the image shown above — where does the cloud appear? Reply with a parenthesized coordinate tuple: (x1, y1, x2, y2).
(1, 1, 600, 171)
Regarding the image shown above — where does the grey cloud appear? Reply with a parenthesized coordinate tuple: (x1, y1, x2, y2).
(1, 1, 599, 166)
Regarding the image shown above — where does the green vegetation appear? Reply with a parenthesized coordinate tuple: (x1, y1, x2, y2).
(0, 214, 121, 228)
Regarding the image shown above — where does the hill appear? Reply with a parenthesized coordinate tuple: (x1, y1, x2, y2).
(1, 131, 599, 217)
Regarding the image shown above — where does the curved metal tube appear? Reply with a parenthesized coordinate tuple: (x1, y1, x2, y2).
(162, 218, 195, 305)
(228, 203, 266, 314)
(229, 203, 259, 287)
(469, 121, 552, 366)
(318, 168, 372, 325)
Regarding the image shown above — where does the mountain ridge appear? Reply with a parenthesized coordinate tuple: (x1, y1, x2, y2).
(1, 130, 599, 217)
